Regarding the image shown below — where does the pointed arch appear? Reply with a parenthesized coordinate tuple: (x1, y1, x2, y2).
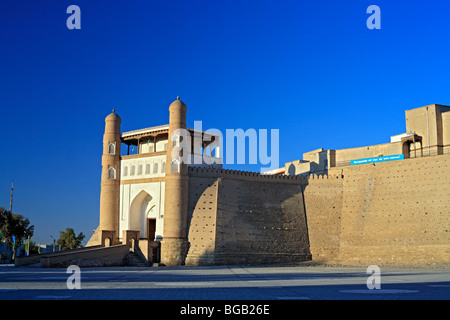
(129, 190, 153, 236)
(171, 159, 180, 173)
(108, 143, 116, 155)
(108, 167, 116, 179)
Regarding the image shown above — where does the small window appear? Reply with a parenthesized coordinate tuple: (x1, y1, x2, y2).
(172, 134, 180, 148)
(145, 164, 151, 174)
(123, 166, 129, 176)
(153, 163, 159, 174)
(108, 168, 116, 179)
(138, 164, 143, 175)
(171, 160, 179, 173)
(162, 162, 166, 173)
(130, 166, 135, 176)
(108, 143, 116, 155)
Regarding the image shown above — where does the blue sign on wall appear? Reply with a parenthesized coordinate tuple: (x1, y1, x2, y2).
(351, 154, 404, 166)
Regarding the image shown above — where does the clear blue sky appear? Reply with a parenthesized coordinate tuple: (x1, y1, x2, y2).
(1, 0, 449, 245)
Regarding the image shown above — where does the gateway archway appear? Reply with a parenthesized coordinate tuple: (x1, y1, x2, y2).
(129, 190, 154, 237)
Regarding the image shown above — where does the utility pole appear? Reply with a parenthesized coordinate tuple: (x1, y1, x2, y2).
(9, 180, 14, 212)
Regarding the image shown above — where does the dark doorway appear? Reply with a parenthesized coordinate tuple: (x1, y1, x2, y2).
(147, 218, 159, 263)
(147, 218, 156, 241)
(402, 141, 412, 158)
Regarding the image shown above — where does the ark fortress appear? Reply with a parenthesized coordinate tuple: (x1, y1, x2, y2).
(84, 99, 449, 267)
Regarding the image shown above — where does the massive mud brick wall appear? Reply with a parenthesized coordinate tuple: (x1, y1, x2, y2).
(305, 154, 450, 267)
(185, 174, 220, 265)
(334, 154, 450, 266)
(301, 174, 344, 263)
(185, 168, 311, 265)
(184, 154, 449, 267)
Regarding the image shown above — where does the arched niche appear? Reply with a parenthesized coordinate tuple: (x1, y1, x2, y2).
(129, 190, 153, 237)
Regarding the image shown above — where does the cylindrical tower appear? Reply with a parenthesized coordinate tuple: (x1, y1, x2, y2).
(99, 109, 121, 244)
(161, 97, 190, 266)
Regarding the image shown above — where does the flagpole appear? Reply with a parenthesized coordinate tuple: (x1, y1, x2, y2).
(11, 235, 15, 261)
(26, 236, 30, 256)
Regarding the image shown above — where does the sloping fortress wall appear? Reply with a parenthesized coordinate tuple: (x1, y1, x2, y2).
(335, 153, 450, 266)
(185, 168, 311, 265)
(301, 174, 344, 263)
(305, 154, 450, 267)
(183, 153, 449, 267)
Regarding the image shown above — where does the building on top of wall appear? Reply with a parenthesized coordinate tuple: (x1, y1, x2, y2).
(118, 124, 222, 243)
(270, 104, 450, 176)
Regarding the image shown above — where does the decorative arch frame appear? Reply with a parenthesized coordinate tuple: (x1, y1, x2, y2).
(129, 190, 153, 237)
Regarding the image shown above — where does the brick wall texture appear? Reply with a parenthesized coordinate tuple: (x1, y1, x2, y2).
(331, 153, 449, 266)
(185, 170, 310, 265)
(185, 154, 450, 267)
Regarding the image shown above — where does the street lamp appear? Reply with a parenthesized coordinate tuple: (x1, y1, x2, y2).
(50, 235, 56, 252)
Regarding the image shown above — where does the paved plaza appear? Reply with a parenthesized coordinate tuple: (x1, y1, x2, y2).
(0, 264, 448, 300)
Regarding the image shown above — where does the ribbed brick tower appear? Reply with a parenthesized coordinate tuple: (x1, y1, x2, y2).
(99, 110, 121, 244)
(160, 97, 190, 266)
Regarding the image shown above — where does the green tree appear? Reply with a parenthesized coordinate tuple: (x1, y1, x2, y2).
(57, 228, 85, 250)
(20, 240, 40, 255)
(31, 240, 41, 254)
(0, 207, 34, 247)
